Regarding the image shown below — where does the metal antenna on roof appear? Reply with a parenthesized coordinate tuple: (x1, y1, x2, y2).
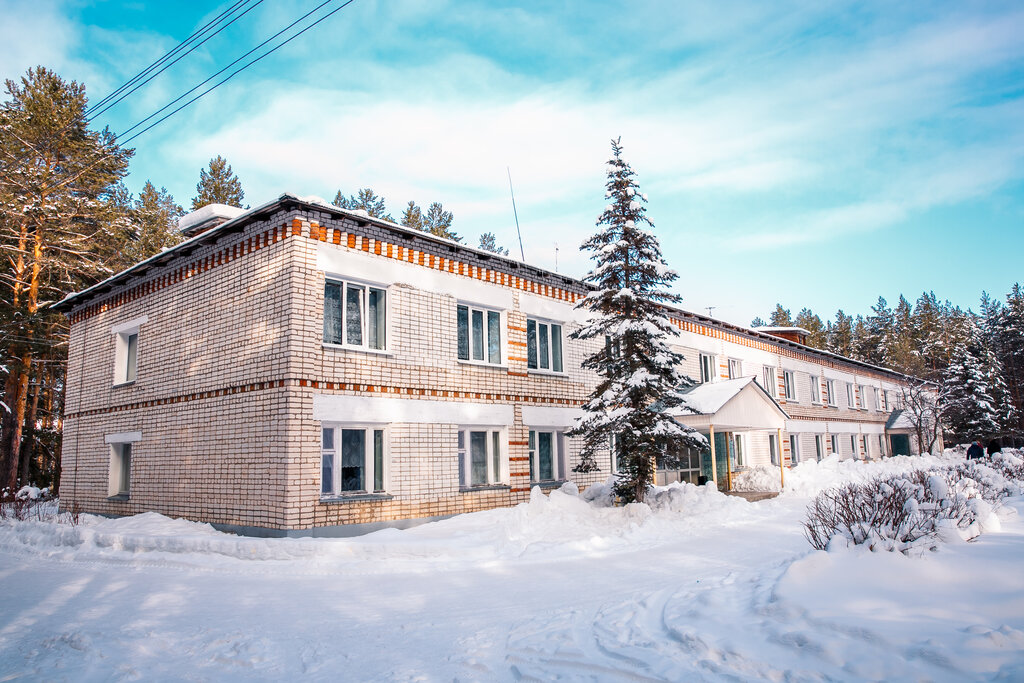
(507, 167, 526, 261)
(555, 243, 559, 272)
(706, 306, 717, 318)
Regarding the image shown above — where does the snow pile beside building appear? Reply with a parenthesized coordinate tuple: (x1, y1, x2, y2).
(733, 453, 963, 495)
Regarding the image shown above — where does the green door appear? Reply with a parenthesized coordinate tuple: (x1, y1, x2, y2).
(700, 432, 731, 490)
(890, 434, 911, 456)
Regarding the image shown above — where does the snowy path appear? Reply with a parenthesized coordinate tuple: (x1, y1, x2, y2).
(1, 471, 1023, 680)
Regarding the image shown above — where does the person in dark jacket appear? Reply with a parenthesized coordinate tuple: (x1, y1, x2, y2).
(987, 439, 1001, 456)
(966, 440, 985, 459)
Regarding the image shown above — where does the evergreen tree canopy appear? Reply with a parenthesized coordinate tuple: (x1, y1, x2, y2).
(399, 200, 460, 242)
(128, 181, 184, 264)
(400, 200, 422, 230)
(478, 231, 508, 255)
(333, 188, 393, 222)
(569, 138, 706, 503)
(768, 304, 792, 327)
(793, 308, 826, 349)
(191, 155, 244, 210)
(750, 316, 767, 328)
(941, 318, 1016, 441)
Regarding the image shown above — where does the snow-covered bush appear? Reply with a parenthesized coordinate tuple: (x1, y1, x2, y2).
(803, 465, 1008, 554)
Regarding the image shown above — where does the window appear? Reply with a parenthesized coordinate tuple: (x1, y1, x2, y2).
(761, 367, 777, 397)
(699, 353, 715, 384)
(789, 434, 799, 463)
(734, 434, 745, 467)
(783, 370, 797, 401)
(108, 443, 132, 496)
(881, 390, 890, 411)
(858, 385, 868, 410)
(728, 358, 742, 380)
(878, 434, 886, 457)
(850, 434, 858, 459)
(809, 376, 821, 404)
(321, 426, 385, 495)
(458, 305, 501, 364)
(768, 433, 779, 466)
(830, 434, 838, 455)
(846, 383, 856, 409)
(814, 434, 824, 461)
(112, 316, 147, 385)
(529, 430, 565, 482)
(458, 428, 505, 487)
(873, 387, 881, 411)
(825, 379, 837, 406)
(324, 280, 386, 350)
(527, 318, 562, 372)
(862, 435, 870, 458)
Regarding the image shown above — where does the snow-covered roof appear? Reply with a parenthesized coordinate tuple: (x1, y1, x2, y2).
(176, 204, 246, 234)
(886, 409, 917, 430)
(671, 376, 789, 431)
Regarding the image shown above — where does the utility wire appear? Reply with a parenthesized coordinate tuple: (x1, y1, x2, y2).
(37, 0, 357, 196)
(90, 0, 253, 114)
(119, 0, 339, 141)
(87, 0, 266, 121)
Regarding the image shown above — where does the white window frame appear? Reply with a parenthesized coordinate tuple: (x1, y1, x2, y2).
(878, 434, 886, 457)
(458, 303, 504, 366)
(728, 358, 742, 380)
(882, 390, 890, 411)
(321, 424, 388, 497)
(761, 366, 777, 397)
(789, 433, 800, 464)
(783, 370, 797, 401)
(862, 435, 871, 458)
(851, 434, 858, 459)
(846, 382, 857, 409)
(733, 433, 746, 467)
(830, 433, 839, 455)
(323, 278, 389, 352)
(873, 387, 881, 411)
(826, 379, 837, 407)
(458, 427, 507, 487)
(809, 375, 821, 404)
(814, 434, 824, 461)
(105, 431, 141, 497)
(111, 316, 147, 386)
(858, 385, 869, 411)
(526, 317, 564, 374)
(699, 353, 716, 384)
(768, 433, 779, 466)
(528, 429, 566, 483)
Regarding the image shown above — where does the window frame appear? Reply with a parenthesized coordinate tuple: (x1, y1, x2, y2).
(858, 384, 869, 411)
(528, 429, 566, 483)
(728, 358, 742, 380)
(108, 442, 132, 497)
(111, 316, 147, 386)
(526, 317, 564, 374)
(323, 277, 389, 353)
(783, 370, 797, 401)
(789, 433, 800, 464)
(698, 353, 716, 384)
(825, 379, 837, 407)
(768, 433, 779, 466)
(846, 382, 857, 409)
(850, 434, 858, 459)
(761, 366, 777, 397)
(814, 434, 824, 462)
(458, 304, 504, 366)
(320, 424, 388, 498)
(830, 433, 839, 455)
(733, 433, 746, 467)
(809, 375, 822, 404)
(458, 427, 507, 488)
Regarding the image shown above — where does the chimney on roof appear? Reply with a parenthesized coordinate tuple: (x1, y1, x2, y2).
(755, 326, 810, 345)
(176, 204, 246, 238)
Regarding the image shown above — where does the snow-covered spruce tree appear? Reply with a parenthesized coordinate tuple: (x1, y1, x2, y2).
(191, 155, 245, 210)
(568, 138, 706, 504)
(941, 318, 1016, 442)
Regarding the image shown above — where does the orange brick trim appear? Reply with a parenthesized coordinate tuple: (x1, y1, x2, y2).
(65, 379, 585, 420)
(507, 370, 529, 377)
(70, 222, 296, 324)
(507, 325, 528, 332)
(509, 456, 531, 462)
(507, 356, 527, 362)
(511, 487, 531, 493)
(508, 440, 530, 446)
(507, 340, 527, 347)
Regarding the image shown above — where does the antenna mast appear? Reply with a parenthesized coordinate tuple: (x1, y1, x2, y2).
(507, 167, 525, 261)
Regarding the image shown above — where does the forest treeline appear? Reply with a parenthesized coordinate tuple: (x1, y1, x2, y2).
(750, 288, 1024, 443)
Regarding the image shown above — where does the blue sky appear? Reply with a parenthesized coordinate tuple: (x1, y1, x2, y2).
(3, 0, 1023, 326)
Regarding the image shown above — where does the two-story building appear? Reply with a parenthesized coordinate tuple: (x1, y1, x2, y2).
(55, 194, 933, 536)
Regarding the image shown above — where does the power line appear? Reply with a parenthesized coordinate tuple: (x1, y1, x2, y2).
(119, 0, 339, 141)
(89, 0, 255, 115)
(37, 0, 357, 197)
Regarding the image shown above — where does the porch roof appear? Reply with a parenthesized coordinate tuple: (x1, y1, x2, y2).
(668, 376, 790, 432)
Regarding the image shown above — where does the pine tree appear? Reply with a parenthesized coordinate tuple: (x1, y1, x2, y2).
(423, 202, 459, 241)
(478, 232, 508, 255)
(750, 316, 767, 328)
(400, 201, 423, 230)
(992, 284, 1024, 433)
(827, 310, 854, 357)
(858, 296, 892, 365)
(941, 318, 1016, 442)
(332, 188, 393, 222)
(129, 181, 184, 263)
(191, 155, 244, 209)
(769, 304, 792, 327)
(569, 138, 705, 503)
(0, 67, 133, 491)
(793, 308, 826, 349)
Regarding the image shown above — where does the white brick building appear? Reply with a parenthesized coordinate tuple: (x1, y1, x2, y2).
(55, 194, 934, 535)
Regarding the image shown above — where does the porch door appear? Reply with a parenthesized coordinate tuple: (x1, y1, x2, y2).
(890, 434, 911, 456)
(700, 432, 732, 491)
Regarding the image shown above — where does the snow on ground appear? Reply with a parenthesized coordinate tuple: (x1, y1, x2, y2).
(1, 455, 1023, 681)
